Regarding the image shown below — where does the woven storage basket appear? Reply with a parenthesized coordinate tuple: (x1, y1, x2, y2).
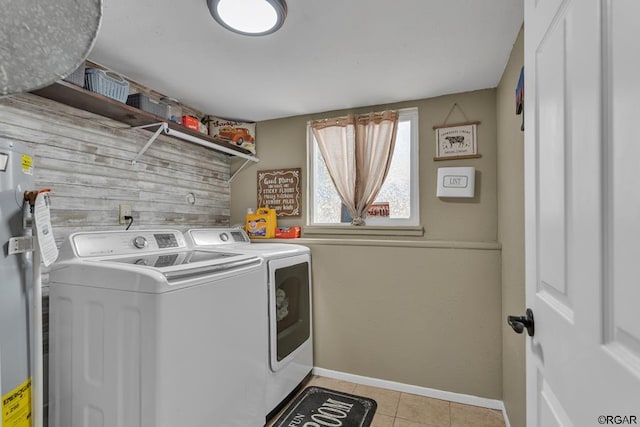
(84, 68, 129, 103)
(126, 93, 168, 118)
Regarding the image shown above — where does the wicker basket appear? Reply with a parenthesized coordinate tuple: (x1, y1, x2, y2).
(84, 68, 130, 103)
(126, 93, 168, 118)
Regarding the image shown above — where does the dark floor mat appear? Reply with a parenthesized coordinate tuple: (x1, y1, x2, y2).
(272, 386, 377, 427)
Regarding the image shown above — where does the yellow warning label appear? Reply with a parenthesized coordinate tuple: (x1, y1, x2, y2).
(21, 155, 33, 175)
(2, 377, 32, 427)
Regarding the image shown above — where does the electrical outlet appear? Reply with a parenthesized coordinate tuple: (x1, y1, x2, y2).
(119, 204, 132, 224)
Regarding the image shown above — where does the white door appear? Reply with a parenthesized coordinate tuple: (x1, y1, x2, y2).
(524, 0, 640, 426)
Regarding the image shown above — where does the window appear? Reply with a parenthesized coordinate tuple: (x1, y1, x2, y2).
(307, 107, 419, 226)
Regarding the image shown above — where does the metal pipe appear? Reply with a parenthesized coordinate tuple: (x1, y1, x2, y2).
(22, 194, 43, 427)
(31, 233, 43, 427)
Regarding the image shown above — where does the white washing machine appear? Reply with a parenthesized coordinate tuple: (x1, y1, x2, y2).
(185, 228, 313, 420)
(48, 229, 268, 427)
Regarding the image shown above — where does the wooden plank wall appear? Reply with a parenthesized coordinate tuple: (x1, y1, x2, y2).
(0, 93, 232, 246)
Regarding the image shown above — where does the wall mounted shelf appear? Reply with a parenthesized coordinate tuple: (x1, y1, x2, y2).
(132, 122, 258, 181)
(31, 81, 259, 179)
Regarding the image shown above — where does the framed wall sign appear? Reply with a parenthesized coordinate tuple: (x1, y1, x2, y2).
(257, 168, 301, 217)
(434, 122, 481, 161)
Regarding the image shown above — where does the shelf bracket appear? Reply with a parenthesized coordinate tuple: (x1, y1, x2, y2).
(131, 122, 168, 165)
(229, 158, 253, 182)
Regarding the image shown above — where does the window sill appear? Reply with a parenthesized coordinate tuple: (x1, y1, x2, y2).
(302, 225, 425, 237)
(251, 236, 501, 250)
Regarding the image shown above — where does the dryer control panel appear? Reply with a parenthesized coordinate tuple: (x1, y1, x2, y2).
(187, 228, 249, 246)
(71, 230, 187, 257)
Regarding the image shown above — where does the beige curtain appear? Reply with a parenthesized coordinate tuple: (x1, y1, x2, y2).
(310, 110, 399, 225)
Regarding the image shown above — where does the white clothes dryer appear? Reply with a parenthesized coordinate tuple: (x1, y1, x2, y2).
(185, 228, 313, 420)
(48, 229, 268, 427)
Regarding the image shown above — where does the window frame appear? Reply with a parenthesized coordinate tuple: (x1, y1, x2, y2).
(306, 107, 420, 227)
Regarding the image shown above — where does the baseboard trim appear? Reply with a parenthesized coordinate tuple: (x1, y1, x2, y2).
(312, 367, 506, 413)
(502, 406, 512, 427)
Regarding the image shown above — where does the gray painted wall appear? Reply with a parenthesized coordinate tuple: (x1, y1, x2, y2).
(231, 90, 499, 242)
(231, 89, 504, 399)
(497, 27, 526, 427)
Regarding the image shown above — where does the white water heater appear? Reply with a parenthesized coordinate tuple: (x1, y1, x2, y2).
(0, 139, 34, 427)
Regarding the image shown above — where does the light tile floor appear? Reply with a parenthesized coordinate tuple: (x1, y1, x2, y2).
(266, 375, 506, 427)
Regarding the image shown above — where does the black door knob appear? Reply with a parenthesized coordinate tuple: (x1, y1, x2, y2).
(507, 308, 535, 337)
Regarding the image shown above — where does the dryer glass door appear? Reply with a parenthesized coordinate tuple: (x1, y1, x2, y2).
(269, 254, 311, 371)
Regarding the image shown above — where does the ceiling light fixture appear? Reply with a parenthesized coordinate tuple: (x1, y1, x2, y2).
(207, 0, 287, 36)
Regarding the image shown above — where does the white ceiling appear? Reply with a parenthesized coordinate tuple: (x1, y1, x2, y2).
(88, 0, 523, 122)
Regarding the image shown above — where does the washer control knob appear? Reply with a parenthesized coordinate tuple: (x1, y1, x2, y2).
(220, 233, 229, 242)
(133, 236, 148, 249)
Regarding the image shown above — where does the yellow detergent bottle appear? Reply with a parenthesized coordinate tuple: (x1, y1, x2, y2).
(245, 207, 277, 238)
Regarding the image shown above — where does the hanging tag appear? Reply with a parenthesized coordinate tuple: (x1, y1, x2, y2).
(33, 192, 58, 267)
(8, 236, 34, 255)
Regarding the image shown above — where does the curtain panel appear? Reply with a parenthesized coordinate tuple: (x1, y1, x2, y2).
(310, 110, 399, 225)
